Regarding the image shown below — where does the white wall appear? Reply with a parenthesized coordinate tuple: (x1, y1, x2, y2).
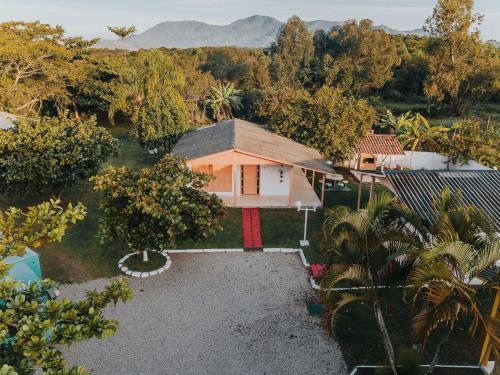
(259, 165, 291, 196)
(341, 152, 490, 171)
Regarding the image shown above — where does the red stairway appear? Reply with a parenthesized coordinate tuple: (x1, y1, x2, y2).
(242, 208, 263, 250)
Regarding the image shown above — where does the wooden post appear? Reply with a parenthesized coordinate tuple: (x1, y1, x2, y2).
(357, 173, 363, 210)
(369, 176, 375, 204)
(312, 170, 315, 187)
(320, 173, 326, 208)
(288, 167, 295, 206)
(479, 289, 499, 366)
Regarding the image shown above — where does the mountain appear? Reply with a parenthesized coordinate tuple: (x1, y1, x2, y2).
(96, 15, 425, 50)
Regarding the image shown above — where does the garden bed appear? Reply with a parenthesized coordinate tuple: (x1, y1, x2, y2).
(122, 251, 167, 272)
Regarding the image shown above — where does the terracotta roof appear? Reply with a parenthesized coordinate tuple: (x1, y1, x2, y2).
(355, 134, 405, 155)
(172, 118, 337, 174)
(385, 170, 500, 231)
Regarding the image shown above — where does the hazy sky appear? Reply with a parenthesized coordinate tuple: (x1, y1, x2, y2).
(0, 0, 498, 40)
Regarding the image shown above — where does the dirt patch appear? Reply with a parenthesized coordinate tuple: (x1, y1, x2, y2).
(39, 248, 94, 283)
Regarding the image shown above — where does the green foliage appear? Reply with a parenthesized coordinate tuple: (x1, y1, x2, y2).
(0, 200, 132, 374)
(0, 21, 98, 116)
(380, 110, 449, 151)
(314, 19, 400, 95)
(269, 16, 314, 88)
(424, 0, 498, 113)
(269, 86, 377, 161)
(107, 26, 137, 39)
(92, 156, 225, 253)
(439, 118, 500, 168)
(133, 89, 188, 151)
(205, 81, 242, 121)
(109, 49, 185, 123)
(0, 114, 118, 195)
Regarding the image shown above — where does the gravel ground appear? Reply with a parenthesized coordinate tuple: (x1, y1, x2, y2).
(61, 253, 347, 375)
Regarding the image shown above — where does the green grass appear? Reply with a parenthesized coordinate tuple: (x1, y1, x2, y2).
(123, 251, 167, 272)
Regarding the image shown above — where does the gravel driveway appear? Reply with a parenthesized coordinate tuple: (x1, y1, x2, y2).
(61, 253, 346, 375)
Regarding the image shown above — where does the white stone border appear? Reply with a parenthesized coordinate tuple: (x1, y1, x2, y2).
(118, 250, 172, 278)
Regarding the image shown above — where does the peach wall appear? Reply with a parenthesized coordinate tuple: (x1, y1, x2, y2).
(188, 150, 279, 167)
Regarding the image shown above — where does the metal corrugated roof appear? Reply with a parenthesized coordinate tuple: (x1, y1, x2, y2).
(172, 119, 336, 174)
(355, 134, 405, 155)
(385, 170, 500, 230)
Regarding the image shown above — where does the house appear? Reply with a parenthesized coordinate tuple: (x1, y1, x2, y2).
(384, 170, 500, 231)
(172, 119, 340, 208)
(344, 131, 405, 170)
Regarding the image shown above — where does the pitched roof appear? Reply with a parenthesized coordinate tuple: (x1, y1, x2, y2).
(172, 118, 336, 174)
(355, 134, 405, 155)
(0, 112, 16, 130)
(385, 170, 500, 231)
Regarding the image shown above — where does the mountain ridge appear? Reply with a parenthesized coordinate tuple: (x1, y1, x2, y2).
(96, 15, 425, 50)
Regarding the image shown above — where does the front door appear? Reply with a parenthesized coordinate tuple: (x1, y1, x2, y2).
(241, 165, 259, 195)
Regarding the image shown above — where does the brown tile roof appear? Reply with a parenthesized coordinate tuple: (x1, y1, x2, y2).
(172, 118, 337, 174)
(355, 134, 405, 155)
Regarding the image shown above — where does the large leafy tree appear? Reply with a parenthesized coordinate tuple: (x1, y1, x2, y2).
(424, 0, 497, 114)
(0, 114, 118, 195)
(0, 200, 132, 374)
(109, 49, 185, 124)
(269, 86, 376, 161)
(205, 81, 242, 122)
(0, 21, 97, 116)
(93, 156, 225, 261)
(314, 19, 399, 95)
(269, 16, 314, 88)
(133, 92, 188, 152)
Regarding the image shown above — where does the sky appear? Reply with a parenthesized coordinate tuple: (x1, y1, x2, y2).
(0, 0, 499, 40)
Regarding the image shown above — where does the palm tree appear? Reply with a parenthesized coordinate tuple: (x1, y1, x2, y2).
(205, 81, 242, 122)
(407, 240, 499, 374)
(396, 113, 449, 152)
(322, 193, 421, 375)
(405, 188, 500, 374)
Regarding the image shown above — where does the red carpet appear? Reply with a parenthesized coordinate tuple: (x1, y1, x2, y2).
(242, 208, 263, 250)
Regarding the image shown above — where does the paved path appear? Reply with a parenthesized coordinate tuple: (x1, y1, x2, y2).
(61, 253, 347, 375)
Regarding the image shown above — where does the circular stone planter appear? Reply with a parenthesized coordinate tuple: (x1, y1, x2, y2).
(117, 250, 171, 278)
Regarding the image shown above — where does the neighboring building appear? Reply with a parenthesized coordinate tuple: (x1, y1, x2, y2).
(384, 170, 500, 231)
(342, 131, 405, 170)
(0, 111, 17, 130)
(172, 119, 340, 208)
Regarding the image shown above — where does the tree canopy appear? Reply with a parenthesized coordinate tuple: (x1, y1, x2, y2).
(107, 26, 137, 39)
(93, 156, 225, 254)
(0, 200, 132, 374)
(0, 114, 118, 195)
(0, 21, 97, 116)
(269, 86, 377, 161)
(314, 19, 400, 94)
(424, 0, 498, 113)
(133, 91, 188, 151)
(269, 16, 314, 88)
